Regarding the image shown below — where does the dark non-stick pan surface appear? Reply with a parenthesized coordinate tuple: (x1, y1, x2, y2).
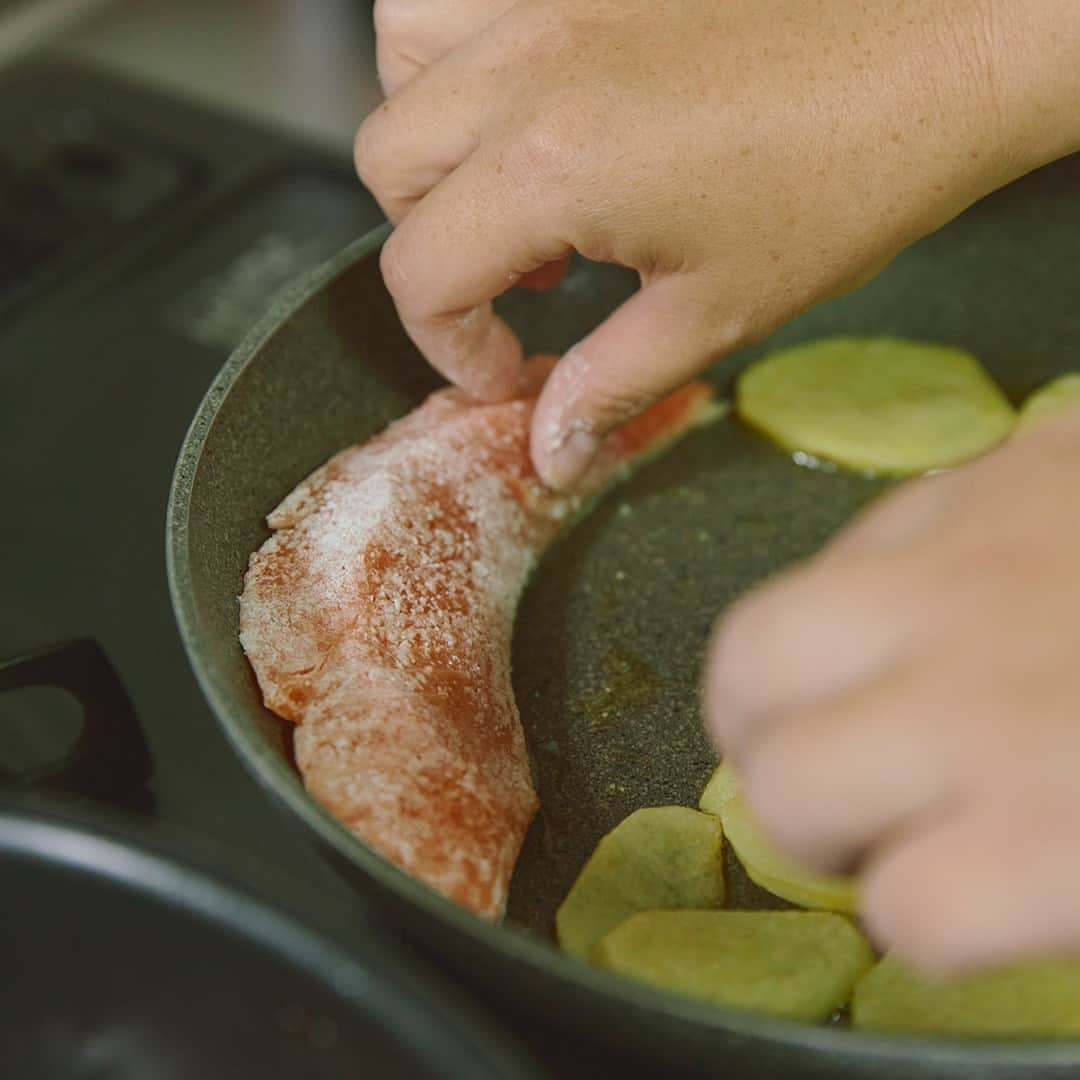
(169, 155, 1080, 1078)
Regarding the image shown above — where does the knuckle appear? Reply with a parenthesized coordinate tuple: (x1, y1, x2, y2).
(378, 234, 416, 307)
(710, 592, 781, 708)
(506, 117, 563, 180)
(505, 103, 589, 186)
(353, 111, 389, 191)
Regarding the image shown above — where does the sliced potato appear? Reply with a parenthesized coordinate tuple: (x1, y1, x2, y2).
(853, 953, 1080, 1037)
(556, 807, 724, 960)
(700, 762, 855, 913)
(594, 910, 873, 1022)
(698, 760, 740, 818)
(737, 336, 1015, 475)
(1017, 373, 1080, 431)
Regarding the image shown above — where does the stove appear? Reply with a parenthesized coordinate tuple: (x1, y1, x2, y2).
(0, 12, 689, 1078)
(0, 57, 384, 878)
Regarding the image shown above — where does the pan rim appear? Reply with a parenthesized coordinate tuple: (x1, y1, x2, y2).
(166, 224, 1080, 1069)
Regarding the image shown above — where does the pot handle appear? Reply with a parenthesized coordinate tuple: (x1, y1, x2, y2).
(0, 638, 152, 803)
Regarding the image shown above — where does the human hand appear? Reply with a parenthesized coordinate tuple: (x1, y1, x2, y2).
(704, 411, 1080, 974)
(358, 0, 1079, 487)
(372, 0, 570, 290)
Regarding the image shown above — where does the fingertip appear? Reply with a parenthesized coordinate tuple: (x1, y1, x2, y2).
(405, 305, 525, 402)
(864, 799, 1080, 978)
(857, 812, 1017, 978)
(858, 848, 972, 978)
(465, 314, 526, 401)
(529, 346, 602, 488)
(474, 314, 527, 400)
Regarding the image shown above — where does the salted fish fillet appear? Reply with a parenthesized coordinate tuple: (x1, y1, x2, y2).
(239, 379, 717, 919)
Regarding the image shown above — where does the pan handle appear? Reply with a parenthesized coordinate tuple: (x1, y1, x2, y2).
(0, 638, 152, 803)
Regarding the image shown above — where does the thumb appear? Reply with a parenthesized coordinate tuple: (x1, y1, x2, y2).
(530, 274, 749, 489)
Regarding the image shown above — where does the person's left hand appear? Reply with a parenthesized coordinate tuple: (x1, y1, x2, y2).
(704, 411, 1080, 974)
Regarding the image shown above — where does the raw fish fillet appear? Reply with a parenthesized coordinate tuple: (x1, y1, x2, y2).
(240, 378, 717, 918)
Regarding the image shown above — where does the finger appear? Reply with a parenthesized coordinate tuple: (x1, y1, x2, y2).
(859, 796, 1080, 974)
(529, 273, 751, 488)
(374, 0, 516, 95)
(356, 80, 482, 224)
(380, 143, 572, 401)
(357, 15, 517, 223)
(704, 556, 920, 754)
(733, 663, 963, 873)
(820, 469, 958, 564)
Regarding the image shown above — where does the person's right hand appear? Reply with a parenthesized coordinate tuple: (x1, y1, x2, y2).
(359, 0, 1080, 488)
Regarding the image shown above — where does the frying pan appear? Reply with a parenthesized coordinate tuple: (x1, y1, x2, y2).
(168, 154, 1080, 1078)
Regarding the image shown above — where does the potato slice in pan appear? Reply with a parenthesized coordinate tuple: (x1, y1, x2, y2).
(1017, 372, 1080, 432)
(852, 953, 1080, 1037)
(736, 336, 1015, 475)
(594, 910, 873, 1022)
(556, 807, 725, 960)
(700, 762, 856, 914)
(698, 759, 740, 817)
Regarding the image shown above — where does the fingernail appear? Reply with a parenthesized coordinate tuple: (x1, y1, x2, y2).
(541, 427, 601, 490)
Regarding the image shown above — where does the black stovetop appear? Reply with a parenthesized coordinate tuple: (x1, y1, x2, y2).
(0, 59, 383, 882)
(0, 59, 691, 1080)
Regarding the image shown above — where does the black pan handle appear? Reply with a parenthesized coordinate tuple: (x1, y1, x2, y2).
(0, 638, 152, 802)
